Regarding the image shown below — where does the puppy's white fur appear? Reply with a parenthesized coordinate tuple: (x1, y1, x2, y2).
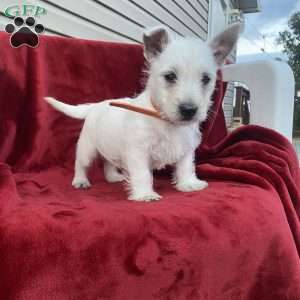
(45, 24, 241, 201)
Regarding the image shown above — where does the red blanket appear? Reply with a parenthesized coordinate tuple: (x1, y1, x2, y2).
(0, 32, 299, 300)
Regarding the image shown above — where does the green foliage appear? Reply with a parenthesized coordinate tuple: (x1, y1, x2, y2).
(278, 12, 300, 135)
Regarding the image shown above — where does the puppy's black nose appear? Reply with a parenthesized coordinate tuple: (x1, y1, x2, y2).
(179, 103, 198, 120)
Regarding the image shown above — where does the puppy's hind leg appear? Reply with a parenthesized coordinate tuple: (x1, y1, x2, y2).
(72, 132, 96, 189)
(104, 161, 125, 183)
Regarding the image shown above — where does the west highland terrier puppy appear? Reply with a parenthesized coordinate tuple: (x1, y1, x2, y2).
(45, 24, 241, 201)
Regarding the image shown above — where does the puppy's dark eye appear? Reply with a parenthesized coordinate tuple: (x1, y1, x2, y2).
(201, 74, 211, 85)
(164, 72, 177, 83)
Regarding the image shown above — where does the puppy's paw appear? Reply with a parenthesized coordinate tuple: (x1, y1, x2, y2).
(72, 178, 91, 189)
(175, 178, 208, 192)
(128, 191, 162, 202)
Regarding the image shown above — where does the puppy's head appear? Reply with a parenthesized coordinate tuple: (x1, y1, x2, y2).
(143, 24, 242, 124)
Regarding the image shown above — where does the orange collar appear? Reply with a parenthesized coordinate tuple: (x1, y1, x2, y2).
(109, 101, 165, 121)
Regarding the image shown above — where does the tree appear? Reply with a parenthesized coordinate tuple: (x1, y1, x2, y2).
(278, 12, 300, 136)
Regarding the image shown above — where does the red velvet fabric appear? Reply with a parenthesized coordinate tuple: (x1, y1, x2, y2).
(0, 32, 299, 300)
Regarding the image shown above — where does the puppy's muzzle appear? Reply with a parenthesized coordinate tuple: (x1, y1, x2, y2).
(179, 103, 198, 121)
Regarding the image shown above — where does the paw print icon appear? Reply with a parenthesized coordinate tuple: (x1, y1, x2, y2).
(5, 16, 45, 48)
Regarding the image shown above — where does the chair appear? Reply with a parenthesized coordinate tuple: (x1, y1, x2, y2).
(0, 32, 299, 300)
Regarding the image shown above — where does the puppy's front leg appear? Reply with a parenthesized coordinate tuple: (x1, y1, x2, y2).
(174, 151, 208, 192)
(127, 152, 161, 202)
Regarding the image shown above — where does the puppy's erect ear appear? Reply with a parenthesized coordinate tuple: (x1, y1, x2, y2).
(143, 26, 170, 61)
(209, 23, 243, 66)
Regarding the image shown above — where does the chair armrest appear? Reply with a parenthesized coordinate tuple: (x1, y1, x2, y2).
(221, 60, 295, 141)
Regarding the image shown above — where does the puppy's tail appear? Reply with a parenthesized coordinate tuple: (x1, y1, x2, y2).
(45, 97, 92, 120)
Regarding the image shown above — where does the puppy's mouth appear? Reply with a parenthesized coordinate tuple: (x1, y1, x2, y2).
(178, 117, 199, 125)
(181, 115, 197, 122)
(161, 112, 200, 125)
(169, 114, 200, 126)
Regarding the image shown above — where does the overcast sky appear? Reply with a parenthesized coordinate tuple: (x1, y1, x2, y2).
(237, 0, 300, 62)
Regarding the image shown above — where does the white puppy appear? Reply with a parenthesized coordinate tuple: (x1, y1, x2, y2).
(45, 24, 241, 202)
